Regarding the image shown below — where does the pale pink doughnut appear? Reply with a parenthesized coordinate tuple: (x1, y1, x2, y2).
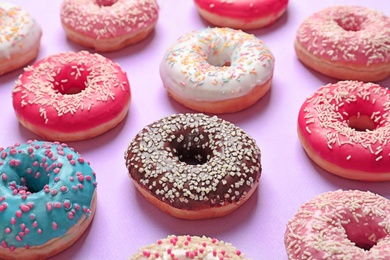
(285, 190, 390, 259)
(295, 6, 390, 81)
(60, 0, 159, 52)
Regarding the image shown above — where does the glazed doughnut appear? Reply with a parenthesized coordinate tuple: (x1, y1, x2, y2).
(60, 0, 159, 52)
(298, 80, 390, 181)
(125, 113, 261, 220)
(194, 0, 288, 29)
(295, 6, 390, 82)
(12, 51, 131, 142)
(160, 27, 274, 114)
(285, 190, 390, 259)
(131, 235, 246, 259)
(0, 2, 42, 75)
(0, 140, 97, 260)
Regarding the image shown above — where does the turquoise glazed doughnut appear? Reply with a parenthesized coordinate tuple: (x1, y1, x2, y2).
(0, 140, 97, 260)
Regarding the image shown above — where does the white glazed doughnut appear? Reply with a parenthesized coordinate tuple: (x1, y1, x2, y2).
(0, 2, 42, 75)
(160, 27, 274, 114)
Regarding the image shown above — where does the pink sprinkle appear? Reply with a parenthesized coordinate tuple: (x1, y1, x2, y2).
(37, 229, 42, 234)
(78, 158, 85, 164)
(15, 236, 22, 241)
(51, 189, 58, 196)
(78, 175, 84, 182)
(68, 212, 74, 220)
(32, 221, 38, 228)
(54, 202, 62, 208)
(54, 177, 60, 182)
(236, 250, 241, 256)
(74, 204, 81, 210)
(9, 149, 16, 155)
(70, 160, 76, 165)
(4, 228, 11, 234)
(0, 196, 4, 202)
(52, 222, 58, 230)
(20, 204, 30, 212)
(86, 175, 92, 181)
(69, 176, 74, 181)
(46, 202, 53, 212)
(10, 217, 16, 225)
(53, 168, 60, 174)
(60, 186, 68, 192)
(9, 245, 15, 251)
(32, 161, 38, 167)
(0, 204, 7, 212)
(1, 240, 7, 248)
(67, 154, 73, 160)
(20, 223, 26, 230)
(15, 210, 22, 218)
(77, 183, 83, 190)
(34, 172, 40, 179)
(24, 228, 30, 234)
(1, 174, 7, 181)
(27, 147, 34, 154)
(1, 152, 6, 159)
(63, 200, 71, 209)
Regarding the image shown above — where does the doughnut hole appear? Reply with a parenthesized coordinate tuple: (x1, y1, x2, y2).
(341, 213, 387, 251)
(206, 51, 231, 67)
(52, 64, 89, 95)
(170, 130, 212, 165)
(348, 114, 376, 131)
(4, 161, 50, 194)
(335, 14, 365, 32)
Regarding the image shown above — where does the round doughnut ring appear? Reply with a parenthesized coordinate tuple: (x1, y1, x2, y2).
(298, 80, 390, 181)
(194, 0, 288, 30)
(160, 27, 274, 114)
(12, 51, 131, 142)
(285, 190, 390, 259)
(131, 235, 246, 259)
(0, 2, 42, 75)
(60, 0, 159, 52)
(295, 5, 390, 82)
(0, 140, 97, 260)
(125, 113, 261, 220)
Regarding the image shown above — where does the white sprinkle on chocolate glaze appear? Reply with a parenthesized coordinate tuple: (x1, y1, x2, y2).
(125, 113, 261, 210)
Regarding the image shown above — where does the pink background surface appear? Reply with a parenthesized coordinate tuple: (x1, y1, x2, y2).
(2, 0, 390, 259)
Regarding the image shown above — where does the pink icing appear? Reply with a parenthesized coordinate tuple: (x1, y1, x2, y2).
(60, 0, 159, 39)
(296, 6, 390, 66)
(285, 190, 390, 259)
(12, 51, 131, 139)
(194, 0, 288, 20)
(298, 81, 390, 178)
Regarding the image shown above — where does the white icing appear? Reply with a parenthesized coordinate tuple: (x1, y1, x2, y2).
(160, 27, 274, 102)
(0, 2, 41, 59)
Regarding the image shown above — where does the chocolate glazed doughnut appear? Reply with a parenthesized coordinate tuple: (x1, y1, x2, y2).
(124, 113, 261, 220)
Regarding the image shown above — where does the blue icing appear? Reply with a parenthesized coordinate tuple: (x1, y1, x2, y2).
(0, 141, 97, 250)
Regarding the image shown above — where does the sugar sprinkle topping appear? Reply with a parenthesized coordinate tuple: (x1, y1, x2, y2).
(125, 113, 261, 209)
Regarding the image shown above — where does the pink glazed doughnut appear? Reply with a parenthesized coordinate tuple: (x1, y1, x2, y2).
(12, 51, 131, 142)
(295, 6, 390, 81)
(298, 81, 390, 181)
(193, 0, 288, 29)
(285, 190, 390, 259)
(60, 0, 159, 52)
(160, 27, 274, 114)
